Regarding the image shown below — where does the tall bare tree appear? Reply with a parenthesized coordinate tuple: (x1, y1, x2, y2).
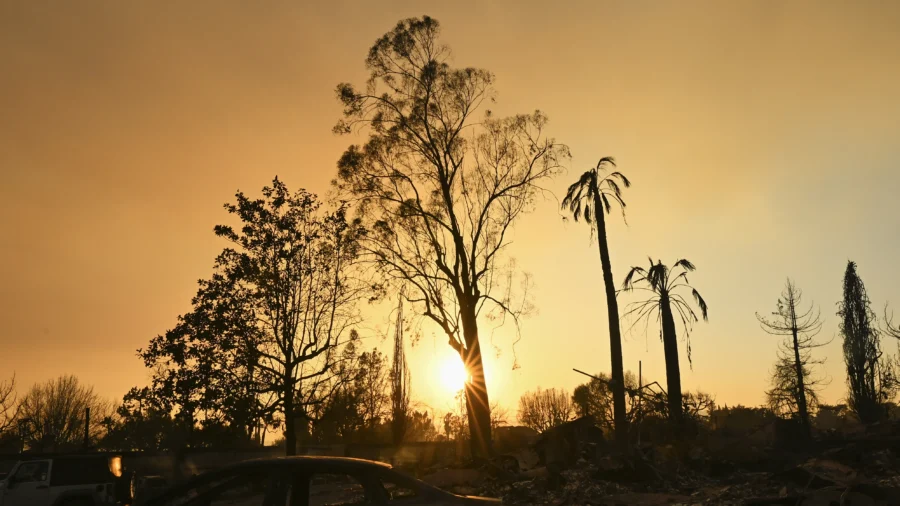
(334, 16, 568, 458)
(390, 294, 411, 444)
(214, 178, 364, 455)
(561, 157, 631, 447)
(622, 258, 708, 428)
(757, 279, 827, 438)
(838, 261, 897, 423)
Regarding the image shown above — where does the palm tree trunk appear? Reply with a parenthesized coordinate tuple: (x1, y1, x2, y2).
(660, 295, 683, 428)
(592, 191, 628, 447)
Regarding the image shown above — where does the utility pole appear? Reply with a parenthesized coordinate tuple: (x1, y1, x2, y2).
(83, 407, 91, 450)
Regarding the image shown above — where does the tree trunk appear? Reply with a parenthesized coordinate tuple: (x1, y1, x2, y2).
(660, 296, 683, 428)
(791, 325, 811, 438)
(592, 190, 628, 447)
(461, 307, 492, 460)
(283, 368, 296, 456)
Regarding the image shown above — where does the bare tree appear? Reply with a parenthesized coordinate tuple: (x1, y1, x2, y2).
(561, 157, 631, 447)
(490, 403, 510, 429)
(390, 294, 411, 444)
(18, 375, 112, 452)
(0, 375, 17, 437)
(884, 305, 900, 341)
(838, 261, 897, 423)
(334, 16, 569, 458)
(757, 279, 827, 438)
(517, 387, 574, 433)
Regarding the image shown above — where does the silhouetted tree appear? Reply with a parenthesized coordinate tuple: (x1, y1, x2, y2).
(356, 349, 390, 432)
(622, 258, 709, 428)
(138, 274, 275, 447)
(838, 261, 898, 423)
(517, 387, 574, 433)
(18, 375, 112, 452)
(309, 349, 365, 444)
(757, 279, 827, 438)
(443, 391, 469, 442)
(572, 371, 640, 433)
(214, 178, 365, 455)
(390, 294, 411, 444)
(490, 403, 510, 429)
(334, 16, 568, 458)
(102, 387, 180, 451)
(406, 410, 440, 442)
(884, 305, 900, 342)
(0, 375, 17, 438)
(561, 157, 631, 447)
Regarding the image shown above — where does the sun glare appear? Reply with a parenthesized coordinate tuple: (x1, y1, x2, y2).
(440, 357, 470, 392)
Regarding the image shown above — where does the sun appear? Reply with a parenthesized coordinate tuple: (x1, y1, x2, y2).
(439, 356, 470, 392)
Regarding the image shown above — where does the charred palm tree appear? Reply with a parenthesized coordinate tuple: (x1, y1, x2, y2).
(622, 258, 708, 428)
(561, 157, 631, 446)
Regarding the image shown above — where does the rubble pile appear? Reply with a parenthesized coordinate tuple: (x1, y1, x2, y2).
(426, 419, 900, 505)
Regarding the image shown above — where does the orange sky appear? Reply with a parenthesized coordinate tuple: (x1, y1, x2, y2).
(2, 1, 900, 421)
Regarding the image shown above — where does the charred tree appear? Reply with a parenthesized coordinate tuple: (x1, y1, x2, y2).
(756, 279, 827, 439)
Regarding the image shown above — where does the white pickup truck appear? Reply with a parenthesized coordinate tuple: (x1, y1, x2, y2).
(0, 454, 134, 506)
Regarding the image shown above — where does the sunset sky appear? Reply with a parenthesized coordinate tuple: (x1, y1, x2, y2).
(2, 1, 900, 423)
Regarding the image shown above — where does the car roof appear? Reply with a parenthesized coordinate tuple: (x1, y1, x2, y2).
(227, 455, 393, 470)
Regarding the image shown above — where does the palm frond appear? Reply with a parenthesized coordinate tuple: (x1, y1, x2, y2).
(609, 171, 631, 188)
(605, 179, 623, 199)
(622, 266, 646, 290)
(692, 289, 709, 321)
(596, 156, 617, 171)
(674, 258, 696, 272)
(648, 262, 668, 292)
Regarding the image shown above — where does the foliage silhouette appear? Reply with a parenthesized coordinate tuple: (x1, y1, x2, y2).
(838, 261, 898, 423)
(212, 178, 366, 455)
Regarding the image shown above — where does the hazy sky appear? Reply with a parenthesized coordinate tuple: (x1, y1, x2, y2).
(2, 1, 900, 420)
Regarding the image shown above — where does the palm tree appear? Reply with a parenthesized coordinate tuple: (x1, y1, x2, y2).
(621, 258, 708, 428)
(561, 157, 631, 446)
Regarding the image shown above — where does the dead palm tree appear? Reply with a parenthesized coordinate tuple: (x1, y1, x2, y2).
(561, 157, 630, 446)
(621, 258, 708, 428)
